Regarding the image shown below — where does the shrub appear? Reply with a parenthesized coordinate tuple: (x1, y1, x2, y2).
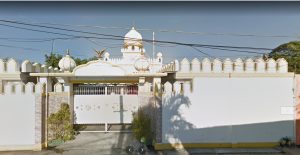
(131, 109, 153, 144)
(48, 103, 75, 142)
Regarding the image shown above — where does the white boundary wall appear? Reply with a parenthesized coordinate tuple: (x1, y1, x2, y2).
(0, 82, 44, 150)
(159, 57, 288, 73)
(162, 77, 294, 144)
(0, 94, 36, 145)
(0, 58, 61, 73)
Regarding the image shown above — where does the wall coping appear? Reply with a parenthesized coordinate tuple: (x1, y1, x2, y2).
(175, 72, 295, 79)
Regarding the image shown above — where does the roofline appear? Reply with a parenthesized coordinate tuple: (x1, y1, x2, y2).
(29, 72, 167, 77)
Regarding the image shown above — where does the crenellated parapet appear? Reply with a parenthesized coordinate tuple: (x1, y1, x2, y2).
(162, 81, 190, 95)
(0, 58, 20, 73)
(0, 58, 65, 74)
(159, 57, 289, 73)
(54, 82, 64, 92)
(3, 82, 45, 95)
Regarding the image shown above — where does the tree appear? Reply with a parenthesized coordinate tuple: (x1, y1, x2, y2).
(45, 53, 62, 68)
(269, 41, 300, 73)
(131, 109, 153, 143)
(48, 103, 75, 141)
(73, 56, 98, 65)
(44, 52, 97, 69)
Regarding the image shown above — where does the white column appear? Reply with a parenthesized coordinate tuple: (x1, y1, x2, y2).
(138, 77, 146, 94)
(153, 77, 162, 95)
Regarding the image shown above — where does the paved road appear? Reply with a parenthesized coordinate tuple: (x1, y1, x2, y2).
(0, 132, 158, 155)
(0, 132, 298, 155)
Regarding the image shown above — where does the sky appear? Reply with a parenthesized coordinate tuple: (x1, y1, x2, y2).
(0, 2, 300, 64)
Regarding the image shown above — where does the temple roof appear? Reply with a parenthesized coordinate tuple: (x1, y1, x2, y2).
(124, 27, 143, 47)
(124, 27, 142, 40)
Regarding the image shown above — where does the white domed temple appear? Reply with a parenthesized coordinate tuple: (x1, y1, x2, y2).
(0, 27, 299, 151)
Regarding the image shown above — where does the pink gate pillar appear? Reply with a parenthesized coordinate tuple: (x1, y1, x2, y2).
(295, 75, 300, 145)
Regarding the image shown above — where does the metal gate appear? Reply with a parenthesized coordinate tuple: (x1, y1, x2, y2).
(73, 84, 138, 127)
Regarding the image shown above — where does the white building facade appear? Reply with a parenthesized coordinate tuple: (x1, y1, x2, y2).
(0, 27, 298, 151)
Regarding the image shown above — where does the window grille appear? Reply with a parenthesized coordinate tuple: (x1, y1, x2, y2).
(74, 84, 138, 95)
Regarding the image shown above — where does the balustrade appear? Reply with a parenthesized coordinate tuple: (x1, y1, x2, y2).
(74, 84, 138, 95)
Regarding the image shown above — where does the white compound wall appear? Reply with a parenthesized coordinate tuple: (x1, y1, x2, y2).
(0, 94, 36, 146)
(162, 77, 295, 144)
(0, 82, 44, 151)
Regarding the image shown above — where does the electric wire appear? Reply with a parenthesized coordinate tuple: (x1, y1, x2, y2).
(0, 19, 274, 52)
(27, 20, 299, 39)
(0, 44, 43, 51)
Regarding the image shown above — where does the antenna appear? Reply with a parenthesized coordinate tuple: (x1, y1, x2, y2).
(152, 32, 155, 59)
(132, 20, 135, 28)
(51, 39, 55, 53)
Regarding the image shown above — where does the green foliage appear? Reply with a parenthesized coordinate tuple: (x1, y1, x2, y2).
(74, 56, 98, 66)
(44, 52, 97, 69)
(45, 53, 62, 68)
(269, 41, 300, 73)
(48, 103, 75, 142)
(154, 83, 163, 97)
(131, 109, 153, 143)
(2, 57, 9, 62)
(48, 139, 64, 148)
(73, 124, 87, 134)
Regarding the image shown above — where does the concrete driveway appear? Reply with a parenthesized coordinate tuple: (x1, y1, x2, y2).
(0, 132, 296, 155)
(51, 132, 157, 155)
(0, 132, 158, 155)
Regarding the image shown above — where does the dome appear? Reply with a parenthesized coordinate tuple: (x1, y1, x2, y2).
(125, 27, 142, 40)
(134, 54, 150, 72)
(104, 52, 110, 58)
(156, 52, 163, 57)
(58, 52, 76, 72)
(124, 27, 143, 47)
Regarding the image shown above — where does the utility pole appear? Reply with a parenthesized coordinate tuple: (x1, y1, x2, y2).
(152, 32, 155, 59)
(51, 39, 55, 53)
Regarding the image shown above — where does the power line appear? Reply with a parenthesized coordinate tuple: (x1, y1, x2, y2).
(154, 42, 180, 47)
(0, 23, 123, 41)
(0, 19, 279, 62)
(153, 41, 266, 55)
(32, 22, 131, 30)
(198, 46, 266, 55)
(0, 19, 124, 39)
(86, 38, 122, 48)
(28, 20, 299, 39)
(0, 44, 44, 51)
(0, 39, 51, 43)
(0, 19, 274, 52)
(190, 46, 214, 58)
(0, 36, 79, 42)
(157, 29, 298, 39)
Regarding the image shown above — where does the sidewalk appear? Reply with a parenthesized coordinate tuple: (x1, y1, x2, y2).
(0, 132, 299, 155)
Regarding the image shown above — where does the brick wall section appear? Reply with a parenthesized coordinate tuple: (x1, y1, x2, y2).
(0, 79, 2, 94)
(48, 92, 69, 115)
(295, 75, 300, 145)
(47, 92, 69, 141)
(34, 94, 45, 149)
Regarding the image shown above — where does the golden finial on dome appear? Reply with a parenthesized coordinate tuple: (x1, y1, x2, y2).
(132, 19, 135, 28)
